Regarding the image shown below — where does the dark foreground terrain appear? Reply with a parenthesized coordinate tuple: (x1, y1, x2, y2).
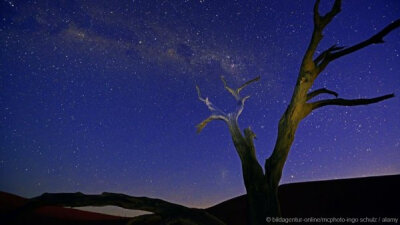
(1, 175, 399, 225)
(208, 174, 400, 225)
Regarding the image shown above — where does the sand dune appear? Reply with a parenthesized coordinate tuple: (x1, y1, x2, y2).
(2, 174, 399, 225)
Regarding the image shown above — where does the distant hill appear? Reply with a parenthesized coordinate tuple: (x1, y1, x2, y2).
(0, 191, 130, 225)
(2, 174, 399, 225)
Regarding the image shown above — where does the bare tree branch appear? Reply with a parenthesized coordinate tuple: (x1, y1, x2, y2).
(237, 76, 261, 94)
(312, 0, 342, 31)
(330, 19, 400, 59)
(312, 0, 321, 25)
(9, 192, 226, 225)
(220, 76, 260, 100)
(196, 85, 227, 117)
(318, 0, 341, 28)
(220, 76, 260, 121)
(196, 85, 230, 133)
(317, 19, 400, 73)
(311, 94, 394, 110)
(236, 95, 250, 120)
(220, 76, 239, 100)
(303, 0, 341, 65)
(196, 76, 259, 131)
(307, 88, 338, 101)
(197, 115, 228, 133)
(314, 44, 345, 65)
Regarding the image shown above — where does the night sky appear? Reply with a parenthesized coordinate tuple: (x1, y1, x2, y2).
(1, 0, 399, 216)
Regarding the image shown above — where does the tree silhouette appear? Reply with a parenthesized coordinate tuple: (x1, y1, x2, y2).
(8, 1, 399, 225)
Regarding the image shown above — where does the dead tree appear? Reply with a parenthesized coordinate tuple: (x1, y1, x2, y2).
(196, 0, 397, 224)
(8, 1, 398, 225)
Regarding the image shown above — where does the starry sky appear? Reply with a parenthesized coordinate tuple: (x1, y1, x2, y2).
(0, 0, 399, 216)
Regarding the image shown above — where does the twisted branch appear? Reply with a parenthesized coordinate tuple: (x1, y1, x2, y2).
(237, 76, 261, 94)
(196, 76, 260, 132)
(196, 85, 227, 116)
(316, 19, 400, 74)
(311, 93, 394, 110)
(314, 44, 345, 65)
(303, 0, 341, 66)
(220, 76, 260, 101)
(307, 88, 338, 101)
(197, 115, 228, 133)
